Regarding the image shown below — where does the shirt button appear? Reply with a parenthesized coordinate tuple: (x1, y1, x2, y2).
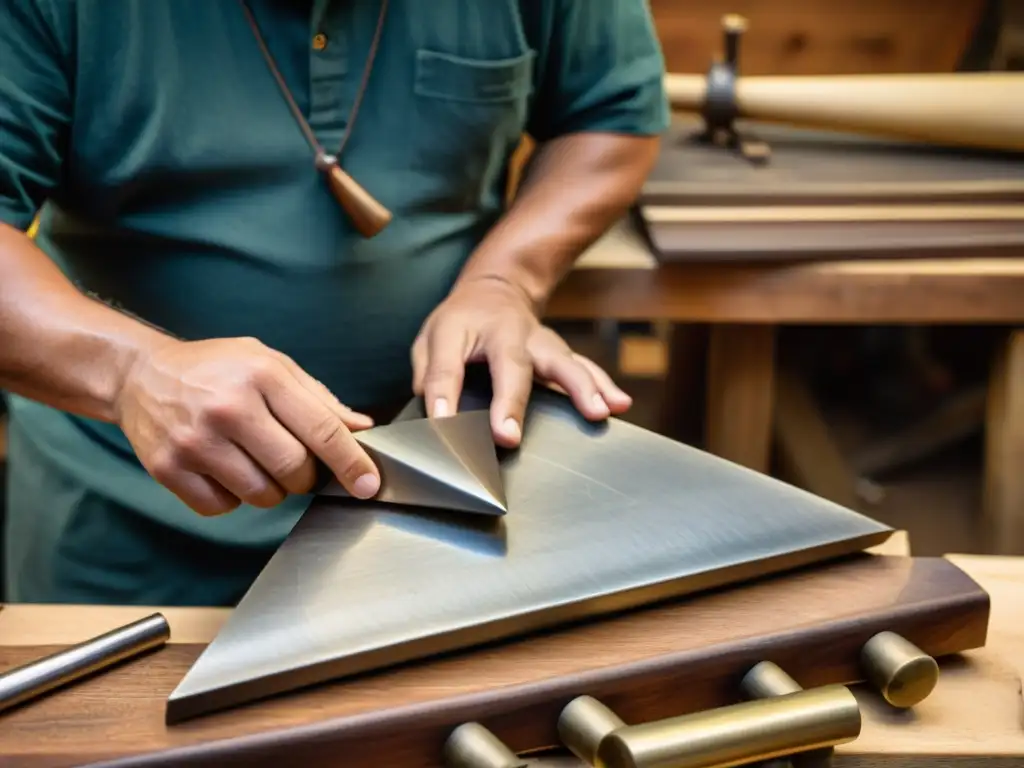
(312, 33, 328, 51)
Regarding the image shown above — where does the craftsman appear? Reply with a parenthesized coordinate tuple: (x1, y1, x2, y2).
(0, 2, 668, 606)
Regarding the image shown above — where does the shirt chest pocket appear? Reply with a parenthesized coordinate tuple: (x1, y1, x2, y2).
(408, 49, 535, 209)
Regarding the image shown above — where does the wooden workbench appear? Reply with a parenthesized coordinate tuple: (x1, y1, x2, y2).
(548, 218, 1024, 554)
(1, 533, 1022, 766)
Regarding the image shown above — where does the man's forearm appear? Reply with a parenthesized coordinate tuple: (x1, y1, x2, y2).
(453, 131, 660, 312)
(0, 222, 172, 422)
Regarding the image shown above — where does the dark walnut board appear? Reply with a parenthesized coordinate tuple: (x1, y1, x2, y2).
(0, 555, 989, 768)
(638, 118, 1024, 263)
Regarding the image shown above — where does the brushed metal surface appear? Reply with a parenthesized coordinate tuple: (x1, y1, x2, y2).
(0, 613, 169, 714)
(319, 408, 506, 516)
(166, 387, 893, 723)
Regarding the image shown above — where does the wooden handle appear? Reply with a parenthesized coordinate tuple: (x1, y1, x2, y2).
(326, 164, 393, 238)
(665, 72, 1024, 153)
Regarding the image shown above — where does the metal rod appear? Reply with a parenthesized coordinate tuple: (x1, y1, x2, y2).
(562, 685, 861, 768)
(0, 613, 170, 714)
(443, 722, 527, 768)
(558, 695, 628, 765)
(741, 662, 835, 768)
(860, 631, 939, 708)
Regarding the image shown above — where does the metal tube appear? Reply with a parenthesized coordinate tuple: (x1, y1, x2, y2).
(595, 685, 861, 768)
(860, 631, 939, 708)
(559, 695, 628, 765)
(0, 613, 170, 714)
(443, 722, 527, 768)
(741, 662, 835, 768)
(741, 661, 803, 699)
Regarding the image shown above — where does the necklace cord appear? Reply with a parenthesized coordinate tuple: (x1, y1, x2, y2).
(239, 0, 390, 162)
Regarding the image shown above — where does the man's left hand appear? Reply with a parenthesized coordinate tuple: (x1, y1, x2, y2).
(411, 276, 632, 448)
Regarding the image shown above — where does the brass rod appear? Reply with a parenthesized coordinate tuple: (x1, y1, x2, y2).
(860, 632, 939, 708)
(443, 722, 527, 768)
(596, 685, 860, 768)
(741, 662, 835, 768)
(559, 695, 628, 765)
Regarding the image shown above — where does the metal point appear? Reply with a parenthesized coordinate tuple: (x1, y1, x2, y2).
(319, 409, 507, 516)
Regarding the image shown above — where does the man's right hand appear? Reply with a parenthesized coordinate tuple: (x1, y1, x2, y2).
(113, 336, 380, 516)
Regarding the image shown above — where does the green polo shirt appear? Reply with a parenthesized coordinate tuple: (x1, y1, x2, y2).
(0, 0, 668, 605)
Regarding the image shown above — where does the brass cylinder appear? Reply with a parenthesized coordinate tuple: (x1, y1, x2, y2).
(559, 695, 628, 765)
(860, 632, 939, 708)
(595, 685, 861, 768)
(741, 661, 803, 699)
(741, 662, 834, 768)
(442, 722, 527, 768)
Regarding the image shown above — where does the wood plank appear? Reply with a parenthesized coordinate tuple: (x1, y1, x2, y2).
(643, 204, 1024, 224)
(945, 553, 1024, 680)
(549, 255, 1024, 324)
(983, 330, 1024, 555)
(0, 606, 228, 647)
(0, 556, 989, 767)
(649, 0, 983, 76)
(706, 324, 777, 473)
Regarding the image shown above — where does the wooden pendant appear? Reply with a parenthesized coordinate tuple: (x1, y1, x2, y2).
(318, 154, 392, 238)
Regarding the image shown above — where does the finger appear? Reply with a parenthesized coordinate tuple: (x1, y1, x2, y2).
(147, 457, 240, 517)
(421, 320, 471, 419)
(487, 339, 534, 448)
(575, 354, 632, 413)
(533, 343, 610, 422)
(273, 353, 374, 431)
(175, 473, 242, 517)
(221, 404, 319, 495)
(259, 368, 380, 499)
(411, 334, 428, 395)
(187, 438, 287, 509)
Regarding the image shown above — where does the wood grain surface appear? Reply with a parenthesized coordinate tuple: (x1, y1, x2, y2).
(549, 245, 1024, 324)
(0, 555, 989, 768)
(649, 0, 983, 76)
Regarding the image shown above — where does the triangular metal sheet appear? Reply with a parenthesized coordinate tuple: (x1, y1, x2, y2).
(318, 409, 506, 516)
(166, 387, 893, 723)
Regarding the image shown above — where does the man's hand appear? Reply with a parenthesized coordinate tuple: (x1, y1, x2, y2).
(411, 276, 631, 447)
(114, 337, 380, 516)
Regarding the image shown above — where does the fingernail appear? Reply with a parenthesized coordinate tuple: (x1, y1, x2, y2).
(502, 418, 521, 441)
(433, 398, 449, 418)
(592, 393, 611, 415)
(352, 473, 380, 499)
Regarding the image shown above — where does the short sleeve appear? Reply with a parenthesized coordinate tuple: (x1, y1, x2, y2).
(526, 0, 670, 143)
(0, 0, 72, 231)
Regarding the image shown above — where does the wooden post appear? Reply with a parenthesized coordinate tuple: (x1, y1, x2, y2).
(706, 324, 777, 473)
(984, 329, 1024, 554)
